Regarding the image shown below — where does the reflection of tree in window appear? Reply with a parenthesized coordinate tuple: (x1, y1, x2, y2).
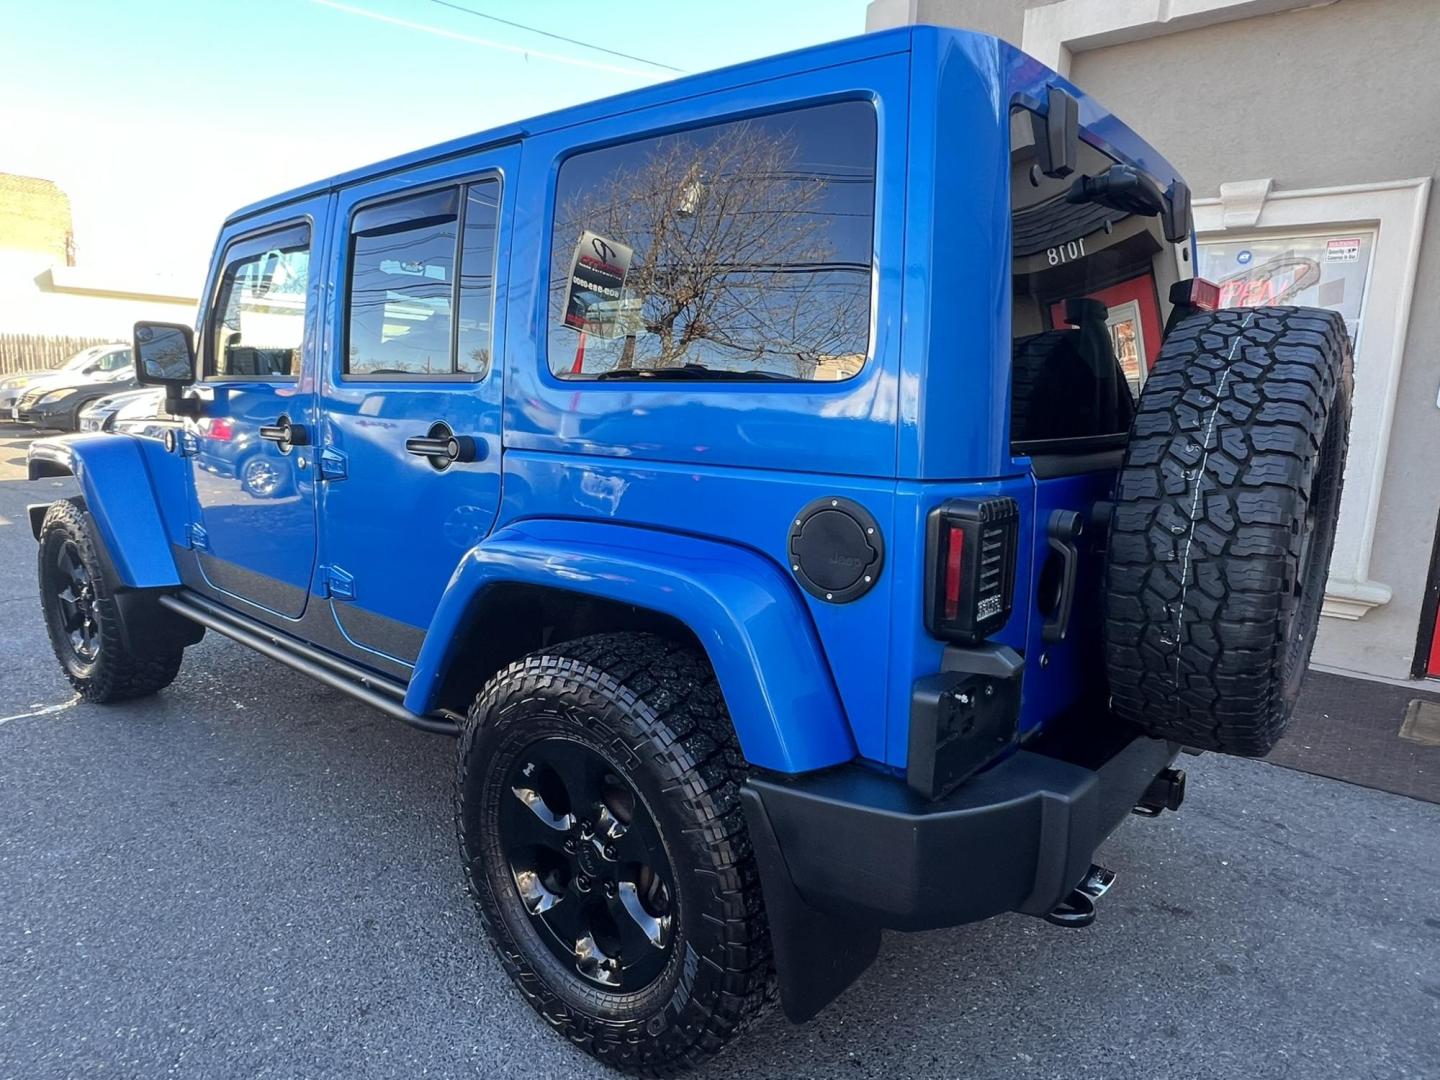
(550, 102, 875, 380)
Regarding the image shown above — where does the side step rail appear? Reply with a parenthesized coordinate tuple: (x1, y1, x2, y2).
(158, 592, 459, 736)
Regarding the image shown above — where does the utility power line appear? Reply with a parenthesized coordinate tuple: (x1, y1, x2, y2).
(309, 0, 672, 77)
(426, 0, 687, 73)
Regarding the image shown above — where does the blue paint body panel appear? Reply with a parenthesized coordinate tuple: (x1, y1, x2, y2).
(405, 519, 855, 773)
(29, 27, 1189, 776)
(27, 434, 182, 588)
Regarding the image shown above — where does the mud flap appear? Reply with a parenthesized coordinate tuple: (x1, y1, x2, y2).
(739, 784, 881, 1022)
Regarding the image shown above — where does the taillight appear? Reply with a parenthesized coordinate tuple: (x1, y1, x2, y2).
(1170, 277, 1220, 312)
(925, 497, 1019, 643)
(209, 417, 235, 440)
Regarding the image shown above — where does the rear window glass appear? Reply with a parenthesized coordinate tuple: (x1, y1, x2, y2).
(1009, 107, 1181, 453)
(547, 100, 877, 382)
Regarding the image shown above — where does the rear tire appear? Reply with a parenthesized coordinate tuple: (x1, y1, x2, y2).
(455, 632, 772, 1076)
(1104, 306, 1351, 755)
(37, 498, 184, 703)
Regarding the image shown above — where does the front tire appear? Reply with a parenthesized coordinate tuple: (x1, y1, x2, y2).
(37, 498, 184, 703)
(456, 633, 772, 1075)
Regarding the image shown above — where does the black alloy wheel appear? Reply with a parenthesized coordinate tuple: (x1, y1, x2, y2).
(456, 633, 773, 1075)
(36, 497, 188, 702)
(48, 538, 100, 663)
(500, 737, 676, 990)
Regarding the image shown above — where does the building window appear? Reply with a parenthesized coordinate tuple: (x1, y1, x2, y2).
(1196, 231, 1375, 348)
(547, 100, 877, 382)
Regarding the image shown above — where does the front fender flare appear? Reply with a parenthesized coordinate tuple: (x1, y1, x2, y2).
(27, 434, 181, 588)
(405, 520, 856, 774)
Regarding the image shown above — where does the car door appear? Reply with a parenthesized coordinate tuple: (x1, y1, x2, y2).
(316, 147, 516, 663)
(185, 198, 329, 618)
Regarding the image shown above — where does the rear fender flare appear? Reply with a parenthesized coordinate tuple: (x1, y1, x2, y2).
(27, 434, 181, 588)
(405, 520, 856, 774)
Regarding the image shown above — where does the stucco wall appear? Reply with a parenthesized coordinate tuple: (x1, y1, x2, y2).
(1067, 0, 1440, 679)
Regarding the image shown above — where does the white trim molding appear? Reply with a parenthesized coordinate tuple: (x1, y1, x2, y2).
(1192, 177, 1432, 620)
(1022, 0, 1337, 74)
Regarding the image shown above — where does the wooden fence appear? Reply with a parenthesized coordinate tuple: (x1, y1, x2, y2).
(0, 333, 122, 376)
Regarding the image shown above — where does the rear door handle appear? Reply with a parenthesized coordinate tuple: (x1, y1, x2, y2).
(258, 414, 308, 454)
(405, 431, 481, 468)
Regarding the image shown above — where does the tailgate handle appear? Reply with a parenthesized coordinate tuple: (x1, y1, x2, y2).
(1042, 510, 1084, 644)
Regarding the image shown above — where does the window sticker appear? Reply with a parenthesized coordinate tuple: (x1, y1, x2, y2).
(563, 230, 635, 340)
(1326, 237, 1361, 263)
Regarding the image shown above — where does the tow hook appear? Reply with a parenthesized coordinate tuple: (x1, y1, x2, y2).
(1133, 767, 1187, 817)
(1043, 864, 1116, 928)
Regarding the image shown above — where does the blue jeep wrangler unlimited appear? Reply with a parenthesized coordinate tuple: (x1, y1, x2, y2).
(27, 25, 1349, 1074)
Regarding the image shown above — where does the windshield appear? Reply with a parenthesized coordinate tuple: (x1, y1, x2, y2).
(1008, 107, 1189, 455)
(61, 346, 107, 372)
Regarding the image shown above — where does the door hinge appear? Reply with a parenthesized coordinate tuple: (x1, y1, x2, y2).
(322, 564, 356, 600)
(186, 523, 209, 551)
(318, 446, 348, 481)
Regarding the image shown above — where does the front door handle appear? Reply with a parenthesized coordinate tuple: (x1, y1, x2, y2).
(258, 414, 308, 454)
(405, 426, 482, 469)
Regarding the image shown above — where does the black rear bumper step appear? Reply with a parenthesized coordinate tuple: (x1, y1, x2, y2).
(159, 591, 458, 736)
(741, 733, 1178, 1021)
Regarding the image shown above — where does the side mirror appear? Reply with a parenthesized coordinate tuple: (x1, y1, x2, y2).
(134, 322, 197, 386)
(134, 322, 201, 418)
(1031, 86, 1079, 179)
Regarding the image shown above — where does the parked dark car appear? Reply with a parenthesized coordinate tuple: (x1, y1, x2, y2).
(12, 357, 138, 430)
(0, 344, 131, 416)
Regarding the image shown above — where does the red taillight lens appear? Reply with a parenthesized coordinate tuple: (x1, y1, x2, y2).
(926, 498, 1019, 644)
(209, 417, 235, 440)
(1170, 277, 1221, 312)
(943, 525, 965, 623)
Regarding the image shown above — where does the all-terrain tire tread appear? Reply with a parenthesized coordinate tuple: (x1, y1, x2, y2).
(38, 498, 183, 703)
(1103, 306, 1351, 755)
(455, 632, 772, 1076)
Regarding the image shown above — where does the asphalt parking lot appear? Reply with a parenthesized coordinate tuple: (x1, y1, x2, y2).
(2, 427, 1438, 1080)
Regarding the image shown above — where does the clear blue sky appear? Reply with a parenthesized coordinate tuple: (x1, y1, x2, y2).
(0, 0, 870, 282)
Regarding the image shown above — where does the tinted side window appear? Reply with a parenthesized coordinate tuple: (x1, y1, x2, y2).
(547, 100, 876, 381)
(97, 349, 130, 372)
(346, 189, 458, 377)
(456, 179, 500, 375)
(1009, 108, 1178, 452)
(344, 179, 500, 378)
(210, 223, 310, 379)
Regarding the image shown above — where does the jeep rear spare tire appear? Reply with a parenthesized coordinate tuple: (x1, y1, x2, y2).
(1104, 306, 1351, 755)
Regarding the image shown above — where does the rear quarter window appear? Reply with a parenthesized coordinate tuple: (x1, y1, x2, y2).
(546, 100, 877, 382)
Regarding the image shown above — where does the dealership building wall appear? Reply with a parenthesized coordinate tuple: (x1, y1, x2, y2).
(869, 0, 1440, 684)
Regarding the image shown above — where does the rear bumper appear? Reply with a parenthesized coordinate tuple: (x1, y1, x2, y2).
(748, 743, 1175, 933)
(745, 732, 1177, 931)
(740, 730, 1179, 1021)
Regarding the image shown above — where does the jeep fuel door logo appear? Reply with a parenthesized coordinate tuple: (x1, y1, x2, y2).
(563, 230, 635, 337)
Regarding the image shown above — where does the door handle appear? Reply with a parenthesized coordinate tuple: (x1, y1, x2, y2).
(405, 429, 481, 469)
(258, 414, 308, 454)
